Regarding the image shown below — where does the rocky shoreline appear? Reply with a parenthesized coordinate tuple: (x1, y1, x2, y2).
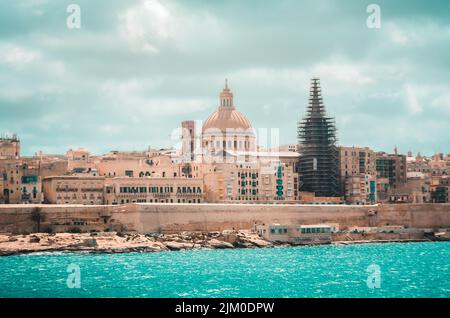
(0, 230, 438, 257)
(0, 231, 276, 257)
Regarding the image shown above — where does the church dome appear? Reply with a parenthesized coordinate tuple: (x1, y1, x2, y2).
(202, 108, 253, 133)
(202, 80, 253, 133)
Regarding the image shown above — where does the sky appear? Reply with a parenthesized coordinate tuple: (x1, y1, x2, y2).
(0, 0, 449, 156)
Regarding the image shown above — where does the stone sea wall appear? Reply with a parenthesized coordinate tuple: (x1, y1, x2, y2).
(0, 203, 449, 234)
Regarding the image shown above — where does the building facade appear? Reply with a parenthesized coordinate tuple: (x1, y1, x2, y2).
(104, 177, 203, 205)
(203, 161, 299, 203)
(376, 151, 407, 201)
(0, 135, 20, 160)
(42, 176, 105, 205)
(339, 146, 377, 204)
(1, 162, 43, 204)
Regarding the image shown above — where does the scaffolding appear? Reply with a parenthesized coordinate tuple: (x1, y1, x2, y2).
(297, 78, 340, 197)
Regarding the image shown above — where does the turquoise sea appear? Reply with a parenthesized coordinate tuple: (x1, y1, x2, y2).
(0, 242, 449, 298)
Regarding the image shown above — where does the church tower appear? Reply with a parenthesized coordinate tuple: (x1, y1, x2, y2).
(297, 78, 340, 197)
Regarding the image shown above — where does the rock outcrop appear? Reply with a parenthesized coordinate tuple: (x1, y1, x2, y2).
(0, 230, 274, 256)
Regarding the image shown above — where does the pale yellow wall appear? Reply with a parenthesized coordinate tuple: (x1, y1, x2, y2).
(42, 176, 105, 205)
(0, 203, 449, 234)
(104, 177, 203, 205)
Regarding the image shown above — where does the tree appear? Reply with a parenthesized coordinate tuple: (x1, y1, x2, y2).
(31, 207, 45, 233)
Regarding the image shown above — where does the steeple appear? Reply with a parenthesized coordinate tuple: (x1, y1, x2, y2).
(297, 77, 340, 197)
(308, 78, 326, 118)
(220, 79, 234, 108)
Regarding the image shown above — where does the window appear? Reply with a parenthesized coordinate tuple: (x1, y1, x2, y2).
(125, 170, 133, 177)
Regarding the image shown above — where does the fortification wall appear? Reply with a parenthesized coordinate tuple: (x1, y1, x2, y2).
(133, 204, 374, 233)
(377, 203, 450, 229)
(0, 203, 449, 234)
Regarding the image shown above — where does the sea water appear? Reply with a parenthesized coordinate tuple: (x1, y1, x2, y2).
(0, 242, 449, 298)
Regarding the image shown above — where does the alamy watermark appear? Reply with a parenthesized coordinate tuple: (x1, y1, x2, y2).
(66, 4, 81, 29)
(366, 4, 381, 29)
(366, 264, 381, 289)
(66, 263, 81, 289)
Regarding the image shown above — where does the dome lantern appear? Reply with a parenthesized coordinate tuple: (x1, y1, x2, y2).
(220, 79, 234, 108)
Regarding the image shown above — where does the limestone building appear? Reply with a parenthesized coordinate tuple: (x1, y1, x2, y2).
(375, 151, 407, 199)
(0, 161, 43, 204)
(0, 135, 20, 160)
(42, 176, 105, 205)
(104, 177, 203, 205)
(203, 161, 298, 203)
(339, 146, 377, 204)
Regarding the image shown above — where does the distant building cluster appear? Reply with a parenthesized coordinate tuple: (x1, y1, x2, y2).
(1, 80, 449, 205)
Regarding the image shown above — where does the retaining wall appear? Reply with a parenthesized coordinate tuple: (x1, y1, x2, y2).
(0, 203, 449, 234)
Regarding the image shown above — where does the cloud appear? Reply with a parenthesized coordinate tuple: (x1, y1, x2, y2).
(0, 43, 39, 69)
(119, 0, 173, 53)
(389, 25, 410, 45)
(313, 62, 375, 86)
(0, 0, 450, 156)
(118, 0, 225, 54)
(404, 84, 422, 114)
(100, 78, 211, 116)
(431, 93, 450, 112)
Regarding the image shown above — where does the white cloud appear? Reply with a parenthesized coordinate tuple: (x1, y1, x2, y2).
(229, 59, 377, 98)
(390, 27, 410, 45)
(98, 125, 123, 136)
(119, 0, 173, 53)
(100, 78, 210, 116)
(0, 44, 40, 69)
(118, 0, 225, 54)
(431, 93, 450, 112)
(386, 21, 450, 47)
(404, 84, 422, 114)
(313, 63, 375, 86)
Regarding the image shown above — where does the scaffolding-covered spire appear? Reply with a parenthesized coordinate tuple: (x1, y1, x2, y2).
(297, 78, 340, 197)
(308, 78, 326, 117)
